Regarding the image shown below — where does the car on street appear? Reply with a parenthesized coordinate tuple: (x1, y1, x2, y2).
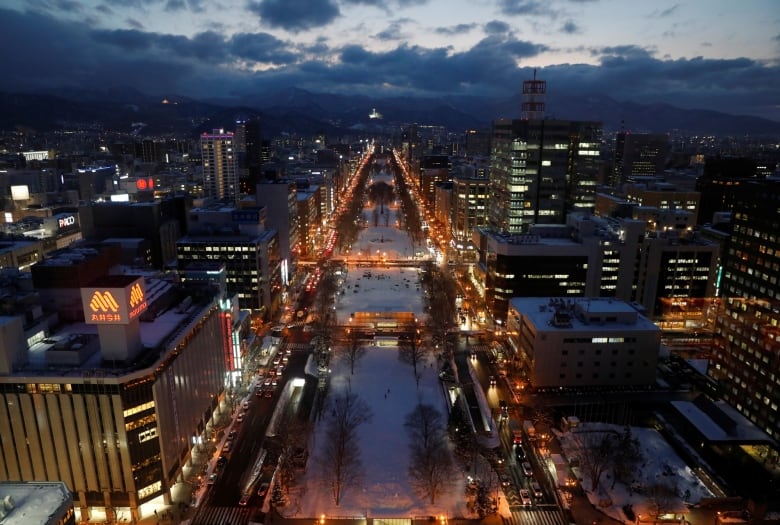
(236, 412, 245, 423)
(489, 376, 496, 387)
(238, 493, 251, 506)
(216, 455, 227, 467)
(531, 481, 543, 499)
(519, 488, 532, 506)
(499, 473, 511, 487)
(228, 430, 237, 440)
(515, 445, 526, 460)
(242, 400, 250, 410)
(521, 461, 533, 476)
(207, 473, 218, 485)
(257, 482, 269, 497)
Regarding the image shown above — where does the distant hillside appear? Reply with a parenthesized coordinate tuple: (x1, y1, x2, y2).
(1, 87, 778, 138)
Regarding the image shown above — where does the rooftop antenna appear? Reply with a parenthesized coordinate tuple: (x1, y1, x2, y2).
(521, 68, 546, 120)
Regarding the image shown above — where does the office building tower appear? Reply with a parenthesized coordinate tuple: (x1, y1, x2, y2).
(489, 119, 602, 234)
(612, 132, 670, 185)
(711, 180, 780, 441)
(473, 212, 719, 324)
(201, 129, 237, 203)
(256, 180, 298, 286)
(78, 196, 188, 269)
(177, 205, 281, 316)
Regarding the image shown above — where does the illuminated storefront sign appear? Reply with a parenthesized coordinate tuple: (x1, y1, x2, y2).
(80, 278, 147, 325)
(58, 215, 76, 228)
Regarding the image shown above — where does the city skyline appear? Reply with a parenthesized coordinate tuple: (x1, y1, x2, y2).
(1, 0, 779, 121)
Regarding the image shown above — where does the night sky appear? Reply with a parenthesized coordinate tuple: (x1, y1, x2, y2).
(2, 0, 779, 119)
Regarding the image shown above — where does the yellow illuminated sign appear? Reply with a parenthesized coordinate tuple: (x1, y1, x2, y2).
(81, 278, 148, 325)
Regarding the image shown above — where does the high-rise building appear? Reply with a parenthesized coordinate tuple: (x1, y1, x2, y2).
(612, 132, 670, 185)
(489, 119, 602, 234)
(201, 129, 237, 203)
(176, 205, 281, 316)
(711, 180, 780, 442)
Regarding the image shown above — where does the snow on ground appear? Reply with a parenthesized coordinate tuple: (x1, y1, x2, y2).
(284, 345, 470, 519)
(334, 266, 426, 324)
(279, 170, 470, 519)
(556, 422, 714, 523)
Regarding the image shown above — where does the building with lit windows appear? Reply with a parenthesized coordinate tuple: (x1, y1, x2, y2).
(612, 132, 670, 185)
(256, 180, 297, 286)
(506, 296, 660, 389)
(295, 185, 320, 258)
(711, 180, 780, 442)
(176, 205, 281, 317)
(624, 180, 701, 225)
(0, 248, 228, 523)
(451, 174, 490, 249)
(418, 155, 449, 208)
(200, 129, 237, 203)
(489, 119, 602, 234)
(473, 212, 719, 323)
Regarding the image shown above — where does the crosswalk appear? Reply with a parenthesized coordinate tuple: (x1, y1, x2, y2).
(189, 505, 253, 525)
(503, 509, 568, 525)
(283, 342, 311, 352)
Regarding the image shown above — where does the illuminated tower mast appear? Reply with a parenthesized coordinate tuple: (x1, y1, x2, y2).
(521, 69, 546, 120)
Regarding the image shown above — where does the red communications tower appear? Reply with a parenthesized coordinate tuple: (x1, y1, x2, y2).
(521, 69, 546, 120)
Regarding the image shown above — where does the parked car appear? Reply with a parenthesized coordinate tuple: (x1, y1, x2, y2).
(519, 488, 532, 506)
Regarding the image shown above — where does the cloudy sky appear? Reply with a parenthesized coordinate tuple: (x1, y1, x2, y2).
(2, 0, 779, 119)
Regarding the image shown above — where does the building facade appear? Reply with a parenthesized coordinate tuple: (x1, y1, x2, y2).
(489, 119, 602, 234)
(0, 268, 228, 523)
(711, 180, 780, 441)
(201, 129, 237, 203)
(507, 297, 660, 389)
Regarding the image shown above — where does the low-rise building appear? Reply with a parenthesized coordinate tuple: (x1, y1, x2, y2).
(507, 297, 660, 389)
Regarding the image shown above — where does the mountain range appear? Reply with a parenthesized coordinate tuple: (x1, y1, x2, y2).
(1, 87, 778, 139)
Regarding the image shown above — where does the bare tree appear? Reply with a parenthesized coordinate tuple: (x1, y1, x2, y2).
(398, 321, 428, 388)
(611, 426, 643, 489)
(270, 408, 311, 493)
(420, 263, 458, 359)
(319, 389, 373, 506)
(339, 326, 367, 375)
(569, 430, 616, 493)
(645, 482, 680, 521)
(405, 403, 455, 504)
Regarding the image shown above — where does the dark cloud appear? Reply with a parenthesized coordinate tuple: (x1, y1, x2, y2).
(125, 17, 144, 30)
(229, 32, 298, 64)
(655, 4, 679, 17)
(592, 45, 655, 60)
(560, 20, 579, 34)
(165, 0, 186, 11)
(0, 6, 777, 121)
(497, 0, 554, 17)
(374, 18, 411, 41)
(484, 20, 511, 35)
(246, 0, 340, 32)
(435, 23, 477, 36)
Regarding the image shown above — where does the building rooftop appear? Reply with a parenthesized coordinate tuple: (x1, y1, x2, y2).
(0, 481, 72, 525)
(510, 296, 657, 332)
